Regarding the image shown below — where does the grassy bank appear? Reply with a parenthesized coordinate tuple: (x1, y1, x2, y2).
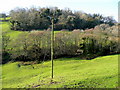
(2, 54, 118, 88)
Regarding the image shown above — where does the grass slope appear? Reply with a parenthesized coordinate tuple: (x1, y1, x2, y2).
(2, 54, 118, 88)
(1, 22, 27, 39)
(0, 22, 66, 41)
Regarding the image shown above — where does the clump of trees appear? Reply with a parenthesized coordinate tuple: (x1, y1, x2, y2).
(2, 24, 119, 64)
(9, 7, 116, 31)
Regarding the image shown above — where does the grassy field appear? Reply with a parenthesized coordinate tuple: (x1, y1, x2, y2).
(0, 17, 11, 21)
(2, 54, 118, 88)
(1, 21, 68, 38)
(1, 22, 28, 39)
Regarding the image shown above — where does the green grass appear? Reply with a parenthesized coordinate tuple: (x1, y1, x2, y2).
(0, 17, 11, 20)
(0, 22, 29, 50)
(0, 21, 67, 39)
(1, 22, 28, 39)
(2, 54, 118, 88)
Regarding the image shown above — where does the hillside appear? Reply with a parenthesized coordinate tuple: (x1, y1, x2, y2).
(2, 54, 118, 88)
(1, 21, 27, 39)
(0, 2, 119, 89)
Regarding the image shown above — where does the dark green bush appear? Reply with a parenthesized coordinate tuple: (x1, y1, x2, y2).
(2, 51, 12, 64)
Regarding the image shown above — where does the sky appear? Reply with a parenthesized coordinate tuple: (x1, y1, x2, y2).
(0, 0, 119, 21)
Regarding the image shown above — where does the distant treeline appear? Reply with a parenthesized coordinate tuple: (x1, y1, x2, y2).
(9, 7, 116, 31)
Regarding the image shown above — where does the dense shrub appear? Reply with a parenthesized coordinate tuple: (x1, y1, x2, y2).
(2, 24, 119, 63)
(2, 51, 11, 64)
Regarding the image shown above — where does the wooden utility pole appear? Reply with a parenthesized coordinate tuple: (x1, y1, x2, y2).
(51, 17, 54, 79)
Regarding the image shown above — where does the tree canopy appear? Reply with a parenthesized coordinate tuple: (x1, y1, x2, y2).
(9, 7, 116, 31)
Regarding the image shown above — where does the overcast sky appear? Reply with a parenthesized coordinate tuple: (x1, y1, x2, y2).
(0, 0, 119, 21)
